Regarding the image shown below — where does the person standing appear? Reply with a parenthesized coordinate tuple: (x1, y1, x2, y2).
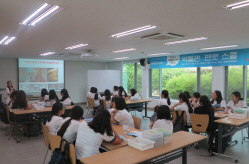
(6, 81, 15, 104)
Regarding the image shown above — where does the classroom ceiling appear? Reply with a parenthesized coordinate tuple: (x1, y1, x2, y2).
(0, 0, 249, 62)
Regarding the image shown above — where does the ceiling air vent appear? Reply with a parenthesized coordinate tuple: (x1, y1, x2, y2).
(141, 32, 185, 41)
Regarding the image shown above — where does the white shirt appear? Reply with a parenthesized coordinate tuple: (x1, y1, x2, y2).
(108, 108, 115, 114)
(63, 98, 72, 105)
(89, 93, 101, 107)
(75, 121, 115, 159)
(61, 117, 81, 143)
(157, 98, 170, 106)
(113, 91, 118, 96)
(227, 100, 247, 112)
(211, 99, 226, 108)
(87, 92, 92, 98)
(6, 87, 11, 104)
(10, 108, 24, 112)
(101, 96, 112, 109)
(46, 116, 64, 135)
(43, 95, 49, 101)
(130, 93, 140, 101)
(114, 109, 134, 128)
(152, 119, 173, 132)
(174, 102, 192, 126)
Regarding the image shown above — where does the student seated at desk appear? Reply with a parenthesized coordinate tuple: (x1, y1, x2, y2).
(190, 92, 201, 108)
(49, 89, 59, 105)
(107, 97, 116, 114)
(112, 86, 119, 97)
(60, 89, 72, 105)
(152, 105, 173, 132)
(87, 87, 95, 98)
(10, 90, 32, 112)
(57, 106, 84, 143)
(170, 93, 193, 127)
(111, 97, 134, 128)
(210, 90, 226, 112)
(150, 90, 171, 128)
(194, 95, 215, 133)
(89, 87, 101, 107)
(225, 91, 247, 114)
(101, 89, 112, 109)
(125, 89, 140, 101)
(183, 91, 191, 101)
(46, 102, 65, 135)
(118, 86, 128, 98)
(75, 110, 122, 159)
(39, 88, 49, 102)
(7, 91, 18, 109)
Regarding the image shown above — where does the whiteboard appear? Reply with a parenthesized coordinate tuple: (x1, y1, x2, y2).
(87, 70, 121, 92)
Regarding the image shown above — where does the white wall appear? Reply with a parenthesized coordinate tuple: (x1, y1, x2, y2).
(106, 61, 122, 84)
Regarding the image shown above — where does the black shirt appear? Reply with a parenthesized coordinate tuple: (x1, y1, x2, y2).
(194, 106, 215, 133)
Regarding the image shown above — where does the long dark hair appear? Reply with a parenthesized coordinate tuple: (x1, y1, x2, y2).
(183, 91, 191, 99)
(60, 89, 70, 101)
(118, 86, 127, 97)
(92, 87, 99, 100)
(162, 90, 171, 105)
(88, 110, 113, 136)
(232, 91, 243, 101)
(47, 102, 63, 122)
(12, 90, 28, 109)
(130, 89, 137, 96)
(113, 86, 118, 91)
(193, 92, 201, 99)
(104, 89, 111, 101)
(8, 91, 18, 106)
(49, 90, 59, 101)
(179, 93, 193, 113)
(199, 95, 212, 115)
(211, 90, 223, 104)
(7, 81, 12, 91)
(57, 106, 84, 137)
(114, 97, 126, 110)
(157, 105, 171, 120)
(90, 87, 95, 93)
(41, 88, 48, 97)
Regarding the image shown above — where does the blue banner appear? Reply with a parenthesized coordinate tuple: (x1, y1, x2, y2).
(148, 48, 249, 69)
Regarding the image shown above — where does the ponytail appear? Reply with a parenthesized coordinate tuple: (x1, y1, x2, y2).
(167, 97, 171, 106)
(162, 90, 171, 105)
(57, 118, 72, 137)
(179, 93, 193, 113)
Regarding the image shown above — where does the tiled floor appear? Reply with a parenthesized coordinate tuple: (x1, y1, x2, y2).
(0, 106, 248, 164)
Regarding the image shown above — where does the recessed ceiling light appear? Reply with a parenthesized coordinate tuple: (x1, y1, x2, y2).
(147, 52, 172, 56)
(111, 25, 157, 38)
(21, 3, 63, 26)
(225, 0, 249, 10)
(112, 57, 129, 60)
(200, 45, 239, 50)
(112, 48, 137, 53)
(0, 36, 16, 45)
(40, 52, 55, 56)
(165, 37, 207, 45)
(65, 44, 88, 50)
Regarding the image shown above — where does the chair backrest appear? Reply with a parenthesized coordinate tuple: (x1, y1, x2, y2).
(103, 100, 106, 110)
(42, 124, 50, 148)
(61, 141, 77, 164)
(132, 116, 141, 129)
(172, 110, 187, 124)
(190, 114, 209, 133)
(87, 97, 94, 109)
(48, 133, 61, 151)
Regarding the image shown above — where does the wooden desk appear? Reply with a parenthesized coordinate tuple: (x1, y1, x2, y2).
(102, 125, 141, 150)
(214, 112, 228, 119)
(215, 117, 249, 154)
(126, 99, 152, 118)
(81, 131, 207, 164)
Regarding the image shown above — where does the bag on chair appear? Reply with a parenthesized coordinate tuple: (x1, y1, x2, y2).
(173, 111, 186, 132)
(49, 139, 70, 164)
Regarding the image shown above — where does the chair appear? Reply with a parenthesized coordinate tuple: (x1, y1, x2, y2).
(42, 124, 50, 164)
(172, 110, 187, 124)
(100, 99, 107, 110)
(132, 116, 141, 129)
(190, 114, 209, 134)
(86, 97, 94, 118)
(61, 141, 77, 164)
(48, 133, 61, 151)
(5, 105, 16, 140)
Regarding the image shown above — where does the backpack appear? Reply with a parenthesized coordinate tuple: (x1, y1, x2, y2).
(173, 111, 186, 132)
(208, 131, 229, 154)
(0, 104, 9, 124)
(27, 123, 41, 137)
(49, 139, 70, 164)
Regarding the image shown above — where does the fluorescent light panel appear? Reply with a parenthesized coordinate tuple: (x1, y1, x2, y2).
(225, 0, 249, 10)
(200, 45, 239, 50)
(4, 37, 16, 45)
(165, 37, 207, 45)
(65, 44, 88, 50)
(112, 48, 136, 53)
(112, 57, 129, 60)
(0, 36, 9, 44)
(40, 52, 55, 56)
(0, 36, 16, 45)
(21, 3, 62, 26)
(111, 25, 157, 38)
(147, 52, 172, 56)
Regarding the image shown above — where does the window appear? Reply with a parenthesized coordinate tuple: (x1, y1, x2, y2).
(136, 63, 142, 96)
(227, 65, 243, 101)
(161, 68, 197, 99)
(200, 67, 212, 99)
(122, 63, 134, 92)
(150, 69, 160, 97)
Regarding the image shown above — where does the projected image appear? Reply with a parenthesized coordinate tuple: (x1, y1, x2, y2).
(47, 68, 58, 82)
(57, 83, 64, 90)
(48, 84, 57, 90)
(19, 84, 29, 91)
(39, 84, 48, 90)
(30, 84, 42, 91)
(19, 68, 47, 83)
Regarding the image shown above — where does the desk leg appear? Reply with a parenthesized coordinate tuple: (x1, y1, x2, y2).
(218, 123, 223, 154)
(245, 123, 249, 140)
(182, 147, 187, 164)
(142, 102, 150, 118)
